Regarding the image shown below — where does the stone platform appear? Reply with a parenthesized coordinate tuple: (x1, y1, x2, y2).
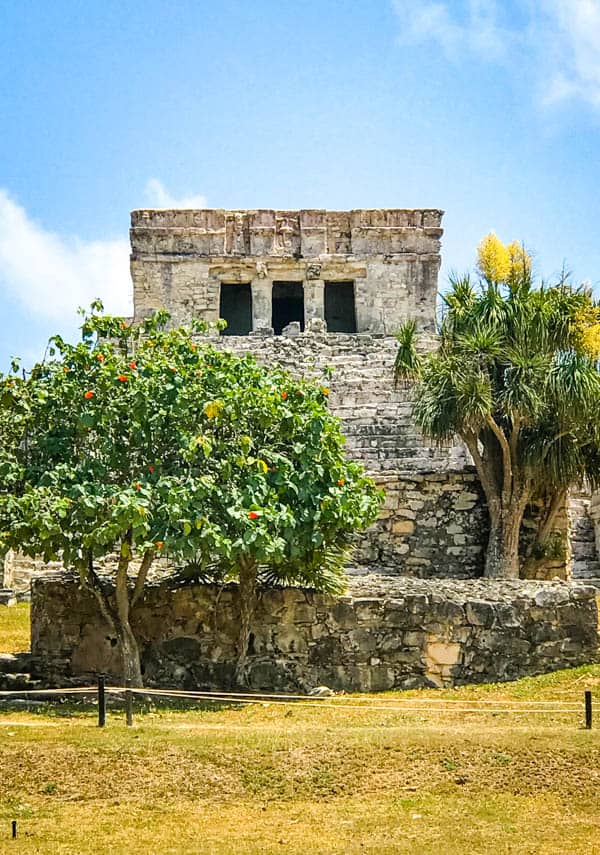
(31, 573, 599, 692)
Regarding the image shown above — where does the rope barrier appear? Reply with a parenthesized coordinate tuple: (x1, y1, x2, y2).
(116, 686, 583, 715)
(0, 686, 97, 697)
(103, 685, 582, 708)
(0, 684, 590, 721)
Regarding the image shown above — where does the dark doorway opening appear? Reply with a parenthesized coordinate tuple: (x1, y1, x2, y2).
(272, 281, 304, 335)
(219, 283, 253, 335)
(325, 281, 357, 333)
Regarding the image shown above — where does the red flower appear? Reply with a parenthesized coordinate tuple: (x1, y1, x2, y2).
(248, 511, 260, 520)
(155, 541, 164, 550)
(118, 374, 128, 383)
(338, 479, 345, 486)
(84, 391, 95, 400)
(129, 360, 137, 370)
(281, 392, 288, 400)
(148, 465, 155, 473)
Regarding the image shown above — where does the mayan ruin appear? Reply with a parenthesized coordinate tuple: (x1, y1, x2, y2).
(9, 208, 597, 694)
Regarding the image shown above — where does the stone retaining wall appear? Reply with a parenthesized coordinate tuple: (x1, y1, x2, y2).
(31, 574, 599, 692)
(356, 472, 487, 575)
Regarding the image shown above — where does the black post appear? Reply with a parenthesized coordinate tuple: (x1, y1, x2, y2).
(125, 681, 133, 727)
(11, 820, 16, 839)
(97, 675, 106, 728)
(585, 690, 593, 730)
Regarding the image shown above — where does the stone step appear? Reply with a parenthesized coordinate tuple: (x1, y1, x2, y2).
(0, 672, 41, 692)
(0, 652, 34, 675)
(0, 588, 17, 606)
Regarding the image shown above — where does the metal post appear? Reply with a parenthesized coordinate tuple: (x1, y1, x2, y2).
(11, 820, 17, 839)
(125, 681, 133, 727)
(97, 675, 106, 728)
(585, 690, 593, 730)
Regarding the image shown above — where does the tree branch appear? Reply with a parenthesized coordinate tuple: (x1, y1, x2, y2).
(537, 489, 567, 544)
(509, 414, 521, 476)
(461, 429, 501, 521)
(485, 414, 513, 504)
(131, 548, 155, 608)
(78, 551, 117, 631)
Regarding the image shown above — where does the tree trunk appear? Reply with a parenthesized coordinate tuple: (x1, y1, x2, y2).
(114, 542, 144, 688)
(235, 556, 258, 687)
(115, 621, 143, 687)
(484, 511, 522, 579)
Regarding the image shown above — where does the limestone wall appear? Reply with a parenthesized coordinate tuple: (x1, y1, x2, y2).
(31, 574, 599, 692)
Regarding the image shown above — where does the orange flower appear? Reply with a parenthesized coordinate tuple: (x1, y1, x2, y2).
(96, 354, 104, 362)
(321, 387, 330, 396)
(337, 479, 345, 486)
(190, 344, 196, 351)
(129, 360, 137, 370)
(118, 374, 128, 383)
(120, 322, 128, 329)
(281, 392, 288, 400)
(84, 391, 95, 400)
(63, 366, 70, 373)
(134, 482, 142, 490)
(248, 511, 260, 520)
(155, 541, 164, 550)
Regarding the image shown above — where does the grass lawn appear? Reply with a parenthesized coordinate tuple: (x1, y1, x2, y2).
(0, 602, 30, 653)
(1, 605, 599, 854)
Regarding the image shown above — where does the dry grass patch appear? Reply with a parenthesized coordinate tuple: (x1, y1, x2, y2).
(0, 602, 30, 653)
(0, 604, 599, 852)
(0, 671, 599, 853)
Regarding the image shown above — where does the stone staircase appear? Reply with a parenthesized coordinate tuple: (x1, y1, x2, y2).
(0, 652, 41, 693)
(569, 491, 600, 585)
(217, 333, 468, 474)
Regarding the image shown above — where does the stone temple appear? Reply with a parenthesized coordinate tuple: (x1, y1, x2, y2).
(127, 207, 600, 582)
(5, 208, 600, 693)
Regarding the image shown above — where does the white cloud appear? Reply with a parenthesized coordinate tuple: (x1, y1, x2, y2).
(392, 0, 600, 110)
(393, 0, 511, 60)
(144, 178, 207, 209)
(0, 188, 132, 322)
(541, 0, 600, 108)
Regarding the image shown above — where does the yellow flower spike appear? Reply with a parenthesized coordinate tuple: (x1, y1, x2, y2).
(477, 232, 510, 284)
(506, 241, 532, 280)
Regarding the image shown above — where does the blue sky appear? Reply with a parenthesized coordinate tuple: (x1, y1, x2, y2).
(1, 0, 600, 369)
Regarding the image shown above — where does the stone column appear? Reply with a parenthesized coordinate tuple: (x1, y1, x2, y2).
(304, 262, 325, 331)
(251, 278, 273, 332)
(304, 279, 324, 326)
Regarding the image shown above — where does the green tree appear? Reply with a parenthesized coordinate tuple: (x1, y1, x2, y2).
(394, 234, 600, 579)
(0, 308, 382, 686)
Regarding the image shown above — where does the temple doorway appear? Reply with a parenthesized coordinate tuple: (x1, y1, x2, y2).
(272, 282, 304, 334)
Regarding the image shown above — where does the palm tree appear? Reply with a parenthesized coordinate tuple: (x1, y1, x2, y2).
(394, 234, 600, 579)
